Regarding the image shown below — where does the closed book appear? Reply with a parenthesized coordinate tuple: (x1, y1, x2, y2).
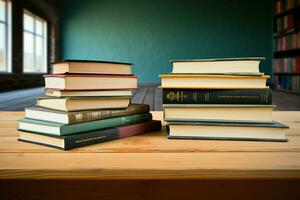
(163, 89, 271, 104)
(44, 74, 138, 90)
(45, 88, 133, 97)
(18, 113, 152, 136)
(36, 96, 130, 111)
(25, 104, 150, 124)
(163, 104, 274, 123)
(52, 60, 132, 75)
(18, 120, 162, 150)
(171, 57, 264, 75)
(159, 74, 269, 89)
(167, 121, 288, 142)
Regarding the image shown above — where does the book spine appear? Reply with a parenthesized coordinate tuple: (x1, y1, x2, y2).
(64, 120, 162, 150)
(163, 89, 272, 104)
(62, 113, 153, 135)
(67, 104, 150, 124)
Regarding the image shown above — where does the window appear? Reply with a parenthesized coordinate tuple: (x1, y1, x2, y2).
(23, 10, 47, 73)
(0, 0, 11, 72)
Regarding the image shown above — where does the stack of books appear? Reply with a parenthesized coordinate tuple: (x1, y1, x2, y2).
(160, 57, 289, 142)
(18, 60, 161, 150)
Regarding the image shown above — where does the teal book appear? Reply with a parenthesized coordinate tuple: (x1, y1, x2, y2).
(18, 113, 152, 136)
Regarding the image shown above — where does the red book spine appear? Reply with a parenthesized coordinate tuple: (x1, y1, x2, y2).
(119, 120, 162, 138)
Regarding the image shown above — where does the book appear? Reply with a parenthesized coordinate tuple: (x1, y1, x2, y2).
(171, 57, 264, 74)
(163, 104, 274, 123)
(44, 74, 138, 90)
(45, 88, 133, 97)
(36, 96, 130, 111)
(25, 104, 150, 124)
(52, 60, 132, 75)
(163, 89, 271, 104)
(167, 121, 289, 142)
(159, 74, 269, 89)
(18, 113, 152, 136)
(18, 120, 162, 150)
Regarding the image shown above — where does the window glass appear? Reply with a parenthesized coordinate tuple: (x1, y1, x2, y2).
(0, 1, 5, 22)
(23, 10, 47, 73)
(0, 0, 11, 72)
(0, 23, 5, 71)
(35, 19, 43, 35)
(24, 13, 34, 32)
(35, 36, 43, 71)
(23, 32, 34, 72)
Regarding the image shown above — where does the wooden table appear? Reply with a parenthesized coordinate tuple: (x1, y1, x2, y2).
(1, 111, 300, 199)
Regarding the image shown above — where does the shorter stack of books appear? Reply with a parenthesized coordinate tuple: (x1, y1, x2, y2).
(18, 60, 161, 150)
(160, 57, 289, 142)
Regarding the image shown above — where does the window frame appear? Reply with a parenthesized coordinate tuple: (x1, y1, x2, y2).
(0, 0, 12, 73)
(23, 9, 48, 74)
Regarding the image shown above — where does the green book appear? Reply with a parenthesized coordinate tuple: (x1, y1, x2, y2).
(18, 113, 152, 136)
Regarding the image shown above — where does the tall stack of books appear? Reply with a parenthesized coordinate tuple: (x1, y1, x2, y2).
(18, 60, 161, 150)
(160, 57, 289, 142)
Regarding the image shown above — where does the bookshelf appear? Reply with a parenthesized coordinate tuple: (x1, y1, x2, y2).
(273, 0, 300, 94)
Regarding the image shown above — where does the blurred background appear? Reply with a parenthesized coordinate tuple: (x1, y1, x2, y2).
(0, 0, 299, 110)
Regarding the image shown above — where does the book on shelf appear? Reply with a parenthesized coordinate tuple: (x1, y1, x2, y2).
(36, 96, 130, 111)
(162, 89, 271, 104)
(45, 88, 133, 97)
(171, 57, 264, 75)
(275, 74, 300, 92)
(18, 120, 162, 150)
(52, 60, 132, 75)
(274, 56, 300, 73)
(275, 13, 296, 32)
(159, 74, 269, 89)
(44, 74, 138, 90)
(167, 121, 288, 142)
(275, 32, 300, 51)
(274, 0, 300, 15)
(163, 104, 274, 123)
(18, 113, 152, 136)
(25, 104, 150, 124)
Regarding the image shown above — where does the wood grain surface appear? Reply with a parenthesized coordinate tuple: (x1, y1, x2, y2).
(0, 111, 300, 180)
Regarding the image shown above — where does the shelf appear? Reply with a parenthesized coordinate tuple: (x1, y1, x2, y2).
(274, 48, 300, 58)
(274, 72, 300, 75)
(274, 88, 300, 95)
(274, 5, 300, 18)
(274, 26, 300, 38)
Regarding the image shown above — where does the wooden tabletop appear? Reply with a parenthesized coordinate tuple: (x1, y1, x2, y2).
(0, 111, 300, 180)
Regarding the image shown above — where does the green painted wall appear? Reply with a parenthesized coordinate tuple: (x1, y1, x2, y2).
(60, 0, 273, 83)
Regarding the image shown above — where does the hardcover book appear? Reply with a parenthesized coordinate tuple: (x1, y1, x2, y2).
(163, 89, 272, 104)
(163, 104, 274, 123)
(44, 74, 138, 90)
(25, 104, 150, 124)
(18, 113, 152, 136)
(45, 88, 133, 97)
(36, 96, 131, 111)
(167, 121, 289, 142)
(159, 74, 269, 89)
(171, 57, 264, 75)
(52, 60, 132, 75)
(18, 120, 162, 150)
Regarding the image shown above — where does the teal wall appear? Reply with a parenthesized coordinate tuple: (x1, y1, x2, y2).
(60, 0, 273, 83)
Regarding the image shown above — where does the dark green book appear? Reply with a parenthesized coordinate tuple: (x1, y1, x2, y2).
(18, 113, 152, 136)
(163, 89, 271, 104)
(25, 104, 150, 124)
(18, 120, 162, 150)
(167, 121, 289, 142)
